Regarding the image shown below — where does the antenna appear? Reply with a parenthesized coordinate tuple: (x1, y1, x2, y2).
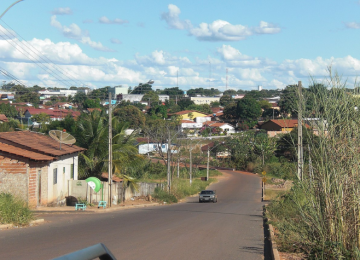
(49, 129, 76, 150)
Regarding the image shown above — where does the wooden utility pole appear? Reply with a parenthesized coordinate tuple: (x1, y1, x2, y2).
(297, 81, 303, 181)
(108, 92, 113, 206)
(167, 129, 171, 192)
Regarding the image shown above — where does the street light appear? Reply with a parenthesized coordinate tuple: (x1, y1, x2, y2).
(0, 0, 23, 19)
(206, 141, 225, 181)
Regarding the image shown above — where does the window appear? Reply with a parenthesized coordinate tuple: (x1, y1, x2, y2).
(63, 167, 65, 174)
(161, 144, 166, 149)
(53, 168, 57, 184)
(70, 164, 74, 179)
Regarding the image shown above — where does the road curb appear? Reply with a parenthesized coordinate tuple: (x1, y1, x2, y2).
(0, 218, 45, 230)
(268, 224, 281, 260)
(264, 205, 281, 260)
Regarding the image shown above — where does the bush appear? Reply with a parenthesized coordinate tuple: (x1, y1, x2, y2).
(153, 187, 178, 203)
(0, 193, 34, 225)
(171, 178, 215, 199)
(263, 161, 297, 180)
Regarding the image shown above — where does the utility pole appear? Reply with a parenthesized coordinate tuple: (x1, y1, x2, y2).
(189, 147, 193, 185)
(167, 129, 171, 192)
(297, 81, 303, 181)
(108, 92, 113, 206)
(207, 148, 210, 181)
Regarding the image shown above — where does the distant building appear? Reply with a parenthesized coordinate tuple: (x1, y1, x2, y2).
(117, 94, 144, 103)
(158, 95, 170, 102)
(110, 85, 128, 97)
(190, 96, 220, 105)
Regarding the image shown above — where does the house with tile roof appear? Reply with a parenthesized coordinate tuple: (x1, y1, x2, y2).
(0, 114, 8, 123)
(169, 110, 209, 121)
(24, 108, 80, 121)
(0, 131, 85, 207)
(260, 119, 303, 137)
(202, 121, 236, 135)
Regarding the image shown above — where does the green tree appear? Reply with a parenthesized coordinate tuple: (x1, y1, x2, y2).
(32, 113, 51, 127)
(258, 100, 272, 110)
(278, 85, 298, 117)
(177, 99, 194, 110)
(142, 91, 159, 104)
(236, 97, 262, 128)
(220, 95, 233, 106)
(114, 105, 146, 128)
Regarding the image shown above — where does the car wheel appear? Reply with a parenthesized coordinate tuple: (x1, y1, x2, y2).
(213, 199, 215, 203)
(199, 200, 202, 203)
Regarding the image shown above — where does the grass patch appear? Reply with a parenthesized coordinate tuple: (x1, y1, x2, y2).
(263, 189, 287, 201)
(153, 187, 178, 203)
(171, 178, 216, 200)
(0, 193, 34, 226)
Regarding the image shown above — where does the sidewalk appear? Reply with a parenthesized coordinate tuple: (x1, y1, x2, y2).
(33, 200, 163, 214)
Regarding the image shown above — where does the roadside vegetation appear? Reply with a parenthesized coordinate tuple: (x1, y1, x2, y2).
(0, 193, 34, 226)
(267, 73, 360, 259)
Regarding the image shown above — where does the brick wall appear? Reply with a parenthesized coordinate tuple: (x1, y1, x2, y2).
(0, 156, 28, 201)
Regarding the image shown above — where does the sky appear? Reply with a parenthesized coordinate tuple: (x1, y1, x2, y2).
(0, 0, 360, 91)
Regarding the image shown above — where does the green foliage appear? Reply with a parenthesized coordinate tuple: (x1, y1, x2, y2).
(0, 193, 34, 225)
(171, 178, 216, 200)
(186, 88, 221, 97)
(114, 105, 145, 128)
(263, 161, 297, 180)
(278, 85, 298, 117)
(220, 95, 233, 106)
(177, 99, 194, 110)
(0, 103, 18, 117)
(236, 97, 262, 128)
(153, 187, 178, 203)
(142, 91, 159, 103)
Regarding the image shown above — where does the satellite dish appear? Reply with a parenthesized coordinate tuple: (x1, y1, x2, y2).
(49, 129, 76, 150)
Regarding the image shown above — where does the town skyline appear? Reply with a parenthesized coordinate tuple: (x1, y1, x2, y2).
(1, 0, 360, 91)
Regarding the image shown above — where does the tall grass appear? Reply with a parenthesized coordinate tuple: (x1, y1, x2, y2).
(267, 73, 360, 259)
(0, 193, 34, 226)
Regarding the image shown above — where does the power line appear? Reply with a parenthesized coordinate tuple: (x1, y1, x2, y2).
(0, 21, 85, 88)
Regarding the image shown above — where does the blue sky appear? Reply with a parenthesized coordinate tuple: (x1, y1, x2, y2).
(0, 0, 360, 91)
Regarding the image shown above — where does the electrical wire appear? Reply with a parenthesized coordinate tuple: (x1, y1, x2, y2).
(1, 20, 86, 87)
(0, 22, 85, 88)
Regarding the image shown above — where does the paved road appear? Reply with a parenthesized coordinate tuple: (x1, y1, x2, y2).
(0, 170, 266, 260)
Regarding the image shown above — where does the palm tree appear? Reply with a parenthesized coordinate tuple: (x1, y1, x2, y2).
(76, 110, 108, 178)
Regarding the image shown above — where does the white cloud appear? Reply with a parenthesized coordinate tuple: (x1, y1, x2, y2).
(217, 45, 252, 60)
(51, 15, 115, 52)
(99, 16, 129, 25)
(161, 4, 191, 30)
(161, 4, 281, 41)
(345, 22, 360, 29)
(111, 38, 122, 44)
(52, 7, 72, 15)
(135, 50, 191, 66)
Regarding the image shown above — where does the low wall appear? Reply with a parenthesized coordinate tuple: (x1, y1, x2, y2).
(68, 180, 162, 205)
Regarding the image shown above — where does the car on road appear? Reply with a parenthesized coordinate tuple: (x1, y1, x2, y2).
(199, 190, 217, 203)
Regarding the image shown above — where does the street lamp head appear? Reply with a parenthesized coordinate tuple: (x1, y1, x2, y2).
(148, 80, 154, 84)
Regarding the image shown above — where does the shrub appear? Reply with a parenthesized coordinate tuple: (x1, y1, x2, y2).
(153, 187, 178, 203)
(0, 193, 34, 225)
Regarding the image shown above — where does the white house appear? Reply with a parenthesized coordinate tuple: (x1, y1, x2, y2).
(137, 138, 178, 155)
(0, 131, 84, 207)
(203, 122, 236, 135)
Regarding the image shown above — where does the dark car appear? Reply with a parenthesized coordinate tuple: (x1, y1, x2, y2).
(199, 190, 217, 203)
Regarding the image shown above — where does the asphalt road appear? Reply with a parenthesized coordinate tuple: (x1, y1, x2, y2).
(0, 170, 266, 260)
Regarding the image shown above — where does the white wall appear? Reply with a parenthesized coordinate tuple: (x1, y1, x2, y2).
(48, 155, 78, 205)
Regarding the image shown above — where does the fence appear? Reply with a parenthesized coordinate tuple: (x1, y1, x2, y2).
(67, 180, 163, 205)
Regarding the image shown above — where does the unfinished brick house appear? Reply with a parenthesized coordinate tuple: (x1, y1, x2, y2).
(0, 131, 85, 207)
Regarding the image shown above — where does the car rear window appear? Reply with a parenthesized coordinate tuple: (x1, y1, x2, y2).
(201, 191, 214, 194)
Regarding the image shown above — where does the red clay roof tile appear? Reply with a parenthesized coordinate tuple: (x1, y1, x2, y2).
(0, 142, 54, 161)
(0, 131, 85, 157)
